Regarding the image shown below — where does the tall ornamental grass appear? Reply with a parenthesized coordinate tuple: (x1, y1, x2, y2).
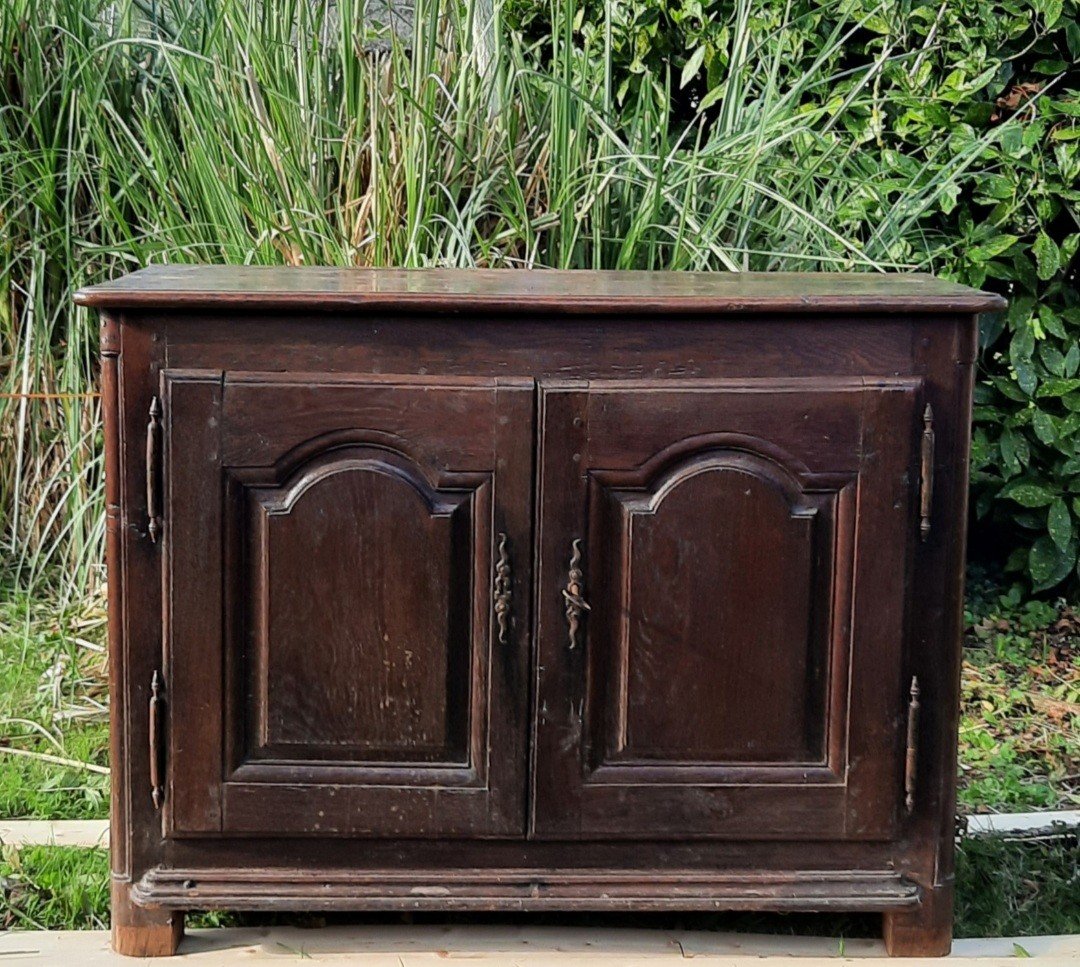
(0, 0, 1001, 597)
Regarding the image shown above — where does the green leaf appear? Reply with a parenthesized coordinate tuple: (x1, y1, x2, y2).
(1013, 942, 1032, 958)
(1067, 20, 1080, 59)
(1029, 535, 1077, 590)
(999, 481, 1057, 507)
(998, 433, 1018, 474)
(1061, 411, 1080, 438)
(1038, 305, 1067, 339)
(1036, 378, 1080, 398)
(938, 182, 960, 214)
(976, 174, 1014, 201)
(680, 45, 705, 90)
(1014, 358, 1039, 396)
(1048, 498, 1072, 549)
(1034, 0, 1063, 27)
(1033, 231, 1060, 280)
(697, 85, 724, 112)
(1033, 409, 1057, 445)
(992, 377, 1028, 403)
(969, 235, 1018, 261)
(999, 429, 1030, 475)
(1063, 343, 1079, 377)
(1041, 346, 1066, 376)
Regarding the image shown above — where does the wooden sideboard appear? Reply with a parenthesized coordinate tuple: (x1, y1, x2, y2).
(76, 267, 1005, 957)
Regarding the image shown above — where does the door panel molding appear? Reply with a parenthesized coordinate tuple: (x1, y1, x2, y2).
(586, 443, 852, 779)
(532, 376, 920, 841)
(164, 371, 534, 838)
(227, 446, 490, 773)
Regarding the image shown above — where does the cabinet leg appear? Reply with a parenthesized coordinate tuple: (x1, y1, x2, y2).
(111, 880, 184, 957)
(883, 883, 953, 957)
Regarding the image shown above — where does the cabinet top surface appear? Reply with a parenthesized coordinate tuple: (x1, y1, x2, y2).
(75, 265, 1005, 314)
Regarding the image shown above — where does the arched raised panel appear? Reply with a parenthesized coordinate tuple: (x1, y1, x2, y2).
(241, 446, 486, 765)
(165, 372, 533, 838)
(591, 448, 839, 768)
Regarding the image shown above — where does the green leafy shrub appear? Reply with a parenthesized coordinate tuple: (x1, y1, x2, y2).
(0, 0, 1076, 592)
(0, 0, 1003, 596)
(508, 0, 1080, 591)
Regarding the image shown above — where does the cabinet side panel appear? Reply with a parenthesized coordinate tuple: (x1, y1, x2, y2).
(902, 317, 979, 898)
(101, 312, 127, 878)
(116, 319, 167, 880)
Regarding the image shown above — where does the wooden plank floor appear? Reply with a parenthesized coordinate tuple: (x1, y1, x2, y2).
(0, 927, 1076, 964)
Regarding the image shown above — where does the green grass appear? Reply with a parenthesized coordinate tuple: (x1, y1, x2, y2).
(0, 585, 109, 820)
(0, 845, 108, 930)
(955, 832, 1080, 939)
(958, 579, 1080, 813)
(0, 835, 1075, 936)
(0, 0, 1006, 603)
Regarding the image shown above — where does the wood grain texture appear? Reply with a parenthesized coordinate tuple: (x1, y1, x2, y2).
(883, 883, 955, 956)
(248, 449, 474, 759)
(100, 313, 127, 877)
(531, 378, 917, 841)
(166, 372, 532, 838)
(163, 371, 224, 834)
(87, 268, 996, 957)
(112, 877, 183, 957)
(75, 265, 1006, 314)
(593, 450, 830, 765)
(133, 866, 921, 912)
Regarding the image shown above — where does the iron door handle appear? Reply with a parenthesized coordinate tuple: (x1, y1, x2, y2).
(563, 538, 590, 649)
(493, 533, 512, 644)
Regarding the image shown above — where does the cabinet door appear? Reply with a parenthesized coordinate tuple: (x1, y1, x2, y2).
(532, 377, 920, 840)
(162, 371, 533, 837)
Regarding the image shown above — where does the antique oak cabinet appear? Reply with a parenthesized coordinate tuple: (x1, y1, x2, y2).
(76, 267, 1005, 957)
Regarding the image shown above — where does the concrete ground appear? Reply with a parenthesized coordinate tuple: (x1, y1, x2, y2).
(0, 926, 1076, 965)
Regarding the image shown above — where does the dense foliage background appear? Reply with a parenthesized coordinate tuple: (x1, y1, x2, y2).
(505, 0, 1080, 589)
(1, 0, 1078, 595)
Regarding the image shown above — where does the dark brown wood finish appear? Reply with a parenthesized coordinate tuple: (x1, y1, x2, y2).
(76, 264, 1004, 315)
(531, 378, 918, 840)
(165, 372, 533, 837)
(78, 268, 1004, 958)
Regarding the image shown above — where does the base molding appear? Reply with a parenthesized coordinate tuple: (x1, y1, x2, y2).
(134, 867, 921, 912)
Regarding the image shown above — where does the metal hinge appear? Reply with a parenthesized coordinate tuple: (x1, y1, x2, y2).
(919, 404, 934, 541)
(904, 676, 920, 814)
(149, 670, 165, 810)
(146, 396, 163, 543)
